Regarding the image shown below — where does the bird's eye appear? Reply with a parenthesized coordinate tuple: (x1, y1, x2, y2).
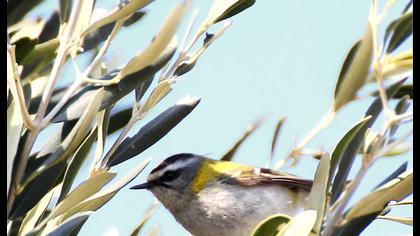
(160, 170, 180, 183)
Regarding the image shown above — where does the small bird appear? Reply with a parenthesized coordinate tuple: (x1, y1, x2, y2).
(131, 153, 313, 236)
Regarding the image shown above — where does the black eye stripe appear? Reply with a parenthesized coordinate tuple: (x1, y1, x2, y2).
(159, 169, 181, 183)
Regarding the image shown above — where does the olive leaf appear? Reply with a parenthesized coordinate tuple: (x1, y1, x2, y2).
(305, 154, 330, 234)
(377, 215, 413, 226)
(107, 96, 200, 167)
(59, 0, 72, 24)
(252, 214, 291, 236)
(384, 11, 412, 54)
(205, 0, 255, 25)
(390, 95, 411, 136)
(59, 158, 150, 222)
(115, 1, 190, 79)
(333, 21, 373, 111)
(278, 210, 317, 236)
(57, 127, 98, 203)
(108, 108, 132, 135)
(81, 0, 153, 37)
(7, 0, 45, 26)
(45, 172, 116, 221)
(130, 202, 159, 236)
(18, 188, 55, 235)
(220, 117, 264, 161)
(344, 169, 412, 220)
(373, 161, 407, 190)
(43, 211, 93, 236)
(328, 116, 371, 195)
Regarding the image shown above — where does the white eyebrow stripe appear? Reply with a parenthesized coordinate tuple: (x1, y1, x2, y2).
(149, 158, 196, 180)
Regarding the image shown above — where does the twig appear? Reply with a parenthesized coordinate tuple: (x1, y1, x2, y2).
(275, 108, 335, 169)
(34, 0, 84, 124)
(42, 19, 125, 127)
(99, 114, 141, 169)
(164, 9, 200, 79)
(6, 44, 35, 130)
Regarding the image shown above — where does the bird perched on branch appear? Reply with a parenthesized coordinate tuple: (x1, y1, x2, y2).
(131, 153, 312, 236)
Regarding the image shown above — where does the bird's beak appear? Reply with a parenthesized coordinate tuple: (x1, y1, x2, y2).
(130, 182, 150, 190)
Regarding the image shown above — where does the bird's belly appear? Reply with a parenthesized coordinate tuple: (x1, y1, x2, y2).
(176, 183, 308, 236)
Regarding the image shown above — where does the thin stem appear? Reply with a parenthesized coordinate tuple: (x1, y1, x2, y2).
(180, 9, 199, 53)
(88, 112, 106, 177)
(41, 79, 84, 128)
(42, 19, 125, 126)
(35, 0, 83, 124)
(297, 109, 336, 151)
(374, 63, 393, 118)
(99, 114, 140, 169)
(7, 45, 35, 130)
(85, 19, 125, 75)
(164, 10, 200, 79)
(275, 108, 335, 169)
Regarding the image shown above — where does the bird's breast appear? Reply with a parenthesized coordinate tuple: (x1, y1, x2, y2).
(174, 181, 308, 236)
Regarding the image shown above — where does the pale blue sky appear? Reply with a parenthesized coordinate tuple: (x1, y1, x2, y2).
(29, 0, 412, 235)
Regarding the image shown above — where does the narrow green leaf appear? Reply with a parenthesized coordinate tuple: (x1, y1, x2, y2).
(59, 0, 72, 24)
(135, 75, 154, 102)
(7, 0, 44, 26)
(333, 22, 373, 111)
(130, 203, 159, 236)
(38, 11, 60, 43)
(60, 158, 151, 221)
(206, 0, 256, 24)
(47, 172, 116, 220)
(329, 116, 371, 190)
(94, 108, 112, 168)
(82, 11, 147, 52)
(18, 188, 54, 235)
(382, 142, 411, 157)
(108, 108, 132, 135)
(330, 211, 381, 236)
(384, 11, 413, 53)
(269, 117, 286, 166)
(116, 1, 190, 79)
(44, 211, 93, 236)
(373, 161, 407, 190)
(305, 154, 330, 234)
(82, 0, 153, 36)
(7, 100, 24, 195)
(390, 95, 411, 136)
(251, 214, 291, 236)
(345, 169, 412, 220)
(279, 210, 317, 236)
(334, 40, 362, 99)
(14, 37, 38, 63)
(393, 84, 412, 99)
(221, 117, 264, 161)
(377, 215, 413, 226)
(107, 96, 200, 167)
(57, 127, 98, 203)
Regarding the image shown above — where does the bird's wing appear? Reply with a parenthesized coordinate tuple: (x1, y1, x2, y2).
(225, 167, 313, 192)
